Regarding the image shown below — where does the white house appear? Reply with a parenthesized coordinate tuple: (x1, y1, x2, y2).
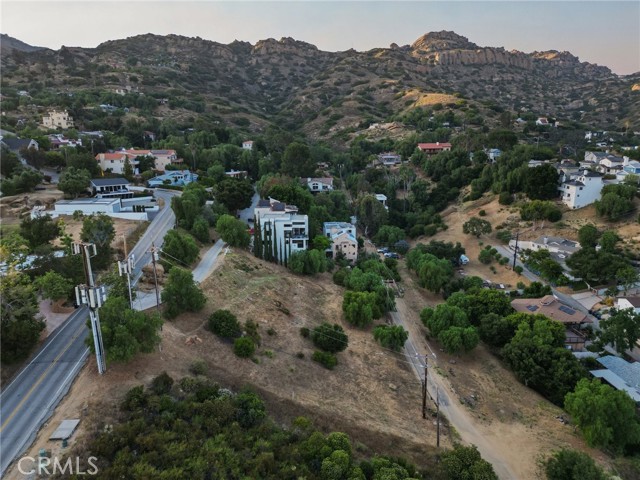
(615, 297, 640, 314)
(375, 194, 388, 210)
(254, 198, 309, 264)
(242, 140, 254, 151)
(487, 148, 502, 162)
(90, 178, 132, 199)
(53, 197, 156, 221)
(511, 236, 581, 257)
(305, 177, 334, 193)
(559, 169, 604, 209)
(225, 169, 248, 179)
(597, 155, 625, 174)
(42, 110, 74, 130)
(535, 117, 549, 126)
(96, 152, 138, 175)
(147, 170, 198, 187)
(122, 149, 182, 172)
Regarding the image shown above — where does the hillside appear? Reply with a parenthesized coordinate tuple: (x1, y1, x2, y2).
(1, 31, 639, 137)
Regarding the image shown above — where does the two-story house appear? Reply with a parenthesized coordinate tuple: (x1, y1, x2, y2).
(242, 140, 254, 150)
(254, 198, 309, 264)
(323, 222, 358, 263)
(123, 149, 182, 172)
(96, 152, 138, 175)
(377, 152, 402, 166)
(90, 178, 133, 199)
(304, 177, 334, 193)
(559, 169, 604, 209)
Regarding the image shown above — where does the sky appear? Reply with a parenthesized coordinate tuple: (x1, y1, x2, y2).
(2, 1, 639, 75)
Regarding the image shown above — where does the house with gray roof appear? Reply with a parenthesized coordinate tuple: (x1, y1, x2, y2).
(559, 169, 604, 209)
(590, 356, 640, 403)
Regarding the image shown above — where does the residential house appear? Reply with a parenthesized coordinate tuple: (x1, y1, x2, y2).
(535, 117, 549, 126)
(590, 356, 640, 403)
(487, 148, 502, 162)
(242, 140, 254, 150)
(324, 222, 358, 262)
(615, 297, 640, 314)
(122, 149, 182, 172)
(49, 134, 82, 149)
(42, 110, 75, 130)
(559, 169, 604, 209)
(375, 194, 388, 210)
(54, 196, 156, 221)
(377, 152, 402, 166)
(0, 137, 39, 156)
(225, 169, 248, 179)
(511, 236, 581, 257)
(417, 142, 452, 155)
(584, 151, 610, 164)
(146, 170, 198, 188)
(623, 159, 640, 175)
(511, 295, 590, 350)
(305, 177, 334, 193)
(96, 152, 138, 175)
(254, 198, 309, 264)
(597, 155, 625, 175)
(528, 159, 551, 168)
(90, 178, 132, 199)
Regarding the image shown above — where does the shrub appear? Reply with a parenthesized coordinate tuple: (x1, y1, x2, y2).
(498, 191, 513, 205)
(300, 327, 310, 338)
(478, 249, 493, 264)
(496, 230, 512, 244)
(189, 360, 207, 376)
(312, 350, 337, 370)
(478, 209, 486, 217)
(514, 265, 523, 275)
(311, 323, 348, 353)
(150, 372, 174, 395)
(266, 327, 276, 336)
(208, 310, 242, 339)
(234, 337, 255, 358)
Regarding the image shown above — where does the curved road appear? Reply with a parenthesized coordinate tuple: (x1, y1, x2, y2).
(0, 188, 180, 476)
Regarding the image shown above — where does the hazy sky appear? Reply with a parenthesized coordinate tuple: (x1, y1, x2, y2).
(2, 1, 639, 75)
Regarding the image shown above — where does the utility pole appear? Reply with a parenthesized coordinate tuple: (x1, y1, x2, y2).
(118, 254, 135, 309)
(436, 385, 441, 448)
(150, 242, 161, 314)
(73, 242, 107, 375)
(422, 360, 428, 419)
(512, 231, 520, 270)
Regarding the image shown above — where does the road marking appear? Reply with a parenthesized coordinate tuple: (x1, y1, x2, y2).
(0, 325, 84, 433)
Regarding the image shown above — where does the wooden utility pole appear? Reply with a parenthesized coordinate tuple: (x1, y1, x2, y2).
(436, 385, 441, 448)
(422, 361, 428, 419)
(512, 231, 520, 270)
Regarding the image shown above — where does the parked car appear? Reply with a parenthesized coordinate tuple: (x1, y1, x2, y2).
(377, 247, 389, 254)
(384, 252, 400, 259)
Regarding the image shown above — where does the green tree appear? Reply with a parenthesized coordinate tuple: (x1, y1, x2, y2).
(58, 167, 91, 198)
(0, 272, 45, 363)
(162, 229, 199, 266)
(356, 194, 388, 237)
(281, 142, 315, 177)
(577, 224, 600, 249)
(214, 178, 254, 213)
(234, 337, 256, 358)
(595, 192, 634, 221)
(311, 323, 348, 353)
(373, 325, 409, 352)
(440, 445, 498, 480)
(81, 213, 115, 270)
(311, 235, 331, 251)
(34, 271, 72, 302)
(208, 309, 242, 339)
(545, 449, 608, 480)
(373, 225, 406, 247)
(462, 217, 492, 238)
(343, 291, 377, 327)
(599, 308, 640, 355)
(234, 390, 266, 428)
(161, 267, 206, 319)
(216, 214, 250, 248)
(523, 164, 559, 200)
(20, 214, 59, 249)
(190, 216, 210, 243)
(439, 326, 480, 354)
(565, 378, 640, 453)
(599, 230, 620, 253)
(90, 296, 162, 364)
(520, 200, 562, 222)
(421, 304, 469, 337)
(100, 265, 136, 302)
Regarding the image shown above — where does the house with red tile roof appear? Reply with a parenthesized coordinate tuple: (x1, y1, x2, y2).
(417, 142, 452, 155)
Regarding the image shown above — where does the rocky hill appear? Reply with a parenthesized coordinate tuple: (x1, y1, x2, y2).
(1, 31, 638, 137)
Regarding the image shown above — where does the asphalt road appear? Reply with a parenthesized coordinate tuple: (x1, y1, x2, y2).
(0, 188, 180, 476)
(0, 307, 89, 476)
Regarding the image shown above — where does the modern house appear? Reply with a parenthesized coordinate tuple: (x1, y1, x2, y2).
(54, 196, 156, 221)
(225, 169, 248, 179)
(590, 356, 640, 403)
(487, 148, 502, 162)
(615, 297, 640, 314)
(146, 170, 198, 188)
(417, 142, 452, 155)
(90, 178, 132, 199)
(511, 295, 590, 351)
(254, 198, 309, 264)
(375, 194, 388, 210)
(559, 169, 604, 209)
(95, 152, 138, 175)
(49, 134, 82, 149)
(377, 152, 402, 166)
(323, 222, 358, 262)
(305, 177, 334, 193)
(623, 159, 640, 175)
(42, 110, 75, 130)
(242, 140, 254, 150)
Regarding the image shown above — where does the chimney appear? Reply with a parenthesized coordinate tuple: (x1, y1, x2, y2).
(436, 142, 440, 145)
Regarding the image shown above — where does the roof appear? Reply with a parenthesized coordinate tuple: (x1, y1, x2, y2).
(510, 295, 589, 324)
(306, 177, 333, 185)
(618, 297, 640, 308)
(57, 198, 119, 206)
(2, 138, 34, 150)
(565, 181, 585, 187)
(97, 153, 127, 160)
(50, 419, 81, 441)
(417, 142, 452, 150)
(597, 356, 640, 387)
(243, 140, 253, 144)
(375, 194, 387, 201)
(150, 149, 176, 155)
(532, 236, 580, 252)
(90, 178, 130, 187)
(331, 230, 357, 243)
(581, 170, 603, 177)
(324, 222, 354, 231)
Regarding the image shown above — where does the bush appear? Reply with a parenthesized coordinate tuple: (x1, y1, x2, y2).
(498, 191, 513, 205)
(478, 249, 493, 264)
(234, 337, 255, 358)
(545, 449, 608, 480)
(189, 360, 207, 376)
(478, 209, 486, 217)
(311, 323, 348, 353)
(150, 372, 174, 395)
(312, 350, 337, 370)
(208, 310, 242, 339)
(300, 327, 310, 338)
(514, 265, 523, 275)
(496, 230, 512, 244)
